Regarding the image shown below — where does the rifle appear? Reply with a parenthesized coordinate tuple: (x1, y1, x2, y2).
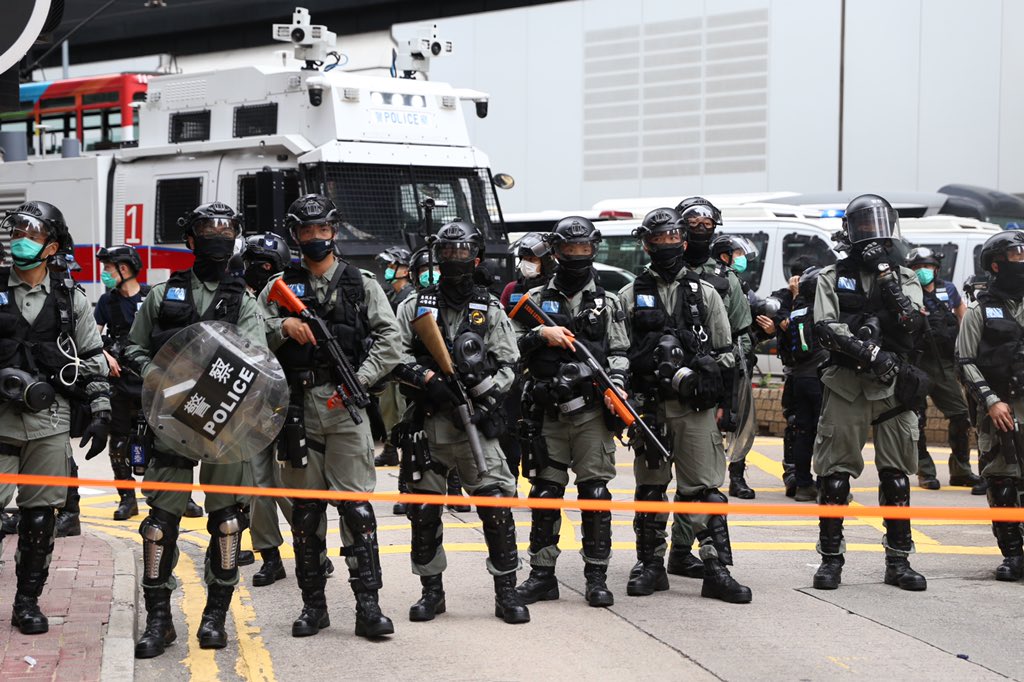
(268, 278, 371, 424)
(410, 311, 488, 483)
(509, 292, 672, 463)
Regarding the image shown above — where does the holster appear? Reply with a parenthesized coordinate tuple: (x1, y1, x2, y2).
(398, 419, 434, 484)
(127, 410, 152, 476)
(277, 390, 308, 468)
(517, 401, 548, 479)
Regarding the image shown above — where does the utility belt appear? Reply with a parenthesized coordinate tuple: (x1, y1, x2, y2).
(395, 414, 447, 484)
(530, 369, 599, 418)
(286, 366, 333, 391)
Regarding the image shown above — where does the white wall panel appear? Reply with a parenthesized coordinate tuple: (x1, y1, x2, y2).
(998, 0, 1024, 193)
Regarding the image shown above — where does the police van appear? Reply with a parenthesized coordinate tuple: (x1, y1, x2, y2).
(0, 8, 511, 298)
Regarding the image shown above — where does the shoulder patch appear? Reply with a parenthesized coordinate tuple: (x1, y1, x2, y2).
(790, 306, 808, 319)
(288, 283, 306, 297)
(167, 287, 186, 302)
(541, 300, 561, 314)
(636, 294, 656, 308)
(936, 290, 949, 301)
(986, 307, 1004, 319)
(509, 292, 523, 305)
(837, 277, 857, 291)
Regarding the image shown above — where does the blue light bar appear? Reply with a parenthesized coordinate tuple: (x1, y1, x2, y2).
(819, 208, 845, 218)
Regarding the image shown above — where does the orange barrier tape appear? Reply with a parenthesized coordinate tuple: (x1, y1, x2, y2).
(1, 472, 1023, 522)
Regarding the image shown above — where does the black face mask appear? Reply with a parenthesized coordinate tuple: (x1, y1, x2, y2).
(438, 260, 476, 307)
(994, 261, 1024, 297)
(683, 239, 710, 266)
(553, 260, 593, 295)
(300, 239, 334, 262)
(192, 236, 234, 282)
(244, 264, 274, 294)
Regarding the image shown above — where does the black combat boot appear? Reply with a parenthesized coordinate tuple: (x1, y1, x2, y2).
(351, 576, 394, 638)
(584, 563, 614, 607)
(113, 489, 139, 521)
(493, 573, 530, 624)
(701, 557, 752, 603)
(883, 557, 927, 591)
(515, 566, 559, 604)
(292, 584, 330, 637)
(54, 508, 81, 538)
(409, 574, 446, 622)
(135, 588, 177, 658)
(667, 548, 704, 578)
(11, 508, 56, 635)
(184, 497, 204, 518)
(252, 547, 286, 587)
(197, 584, 233, 649)
(728, 461, 755, 499)
(1, 509, 18, 535)
(988, 477, 1024, 581)
(627, 486, 670, 596)
(879, 469, 927, 591)
(813, 474, 849, 590)
(374, 443, 399, 466)
(947, 415, 984, 494)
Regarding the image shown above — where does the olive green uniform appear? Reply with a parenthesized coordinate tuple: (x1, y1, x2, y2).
(512, 278, 629, 568)
(126, 273, 265, 588)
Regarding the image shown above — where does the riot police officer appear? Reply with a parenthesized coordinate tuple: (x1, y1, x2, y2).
(127, 202, 263, 657)
(906, 247, 984, 494)
(956, 231, 1024, 581)
(810, 194, 929, 592)
(0, 201, 111, 634)
(665, 198, 755, 580)
(512, 218, 628, 608)
(94, 245, 149, 522)
(392, 221, 530, 624)
(619, 208, 752, 604)
(259, 194, 401, 639)
(374, 246, 413, 467)
(238, 232, 296, 587)
(499, 232, 556, 480)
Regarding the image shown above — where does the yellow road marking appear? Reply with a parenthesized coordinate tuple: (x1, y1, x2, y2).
(232, 582, 276, 682)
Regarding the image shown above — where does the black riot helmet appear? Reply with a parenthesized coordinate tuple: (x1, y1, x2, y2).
(797, 266, 822, 301)
(548, 216, 601, 263)
(432, 220, 484, 262)
(178, 201, 242, 238)
(906, 246, 942, 269)
(2, 201, 73, 267)
(842, 194, 900, 245)
(409, 246, 440, 290)
(242, 232, 291, 272)
(980, 230, 1024, 273)
(286, 194, 339, 231)
(376, 246, 412, 268)
(675, 196, 722, 225)
(635, 208, 684, 270)
(676, 196, 722, 243)
(97, 244, 143, 275)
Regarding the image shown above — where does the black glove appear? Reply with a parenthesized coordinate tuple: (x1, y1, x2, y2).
(867, 345, 899, 384)
(425, 375, 459, 410)
(81, 410, 112, 460)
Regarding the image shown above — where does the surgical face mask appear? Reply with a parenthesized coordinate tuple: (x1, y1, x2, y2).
(519, 260, 541, 279)
(101, 271, 118, 289)
(732, 255, 748, 274)
(419, 269, 440, 288)
(384, 267, 397, 282)
(11, 238, 45, 270)
(916, 268, 935, 286)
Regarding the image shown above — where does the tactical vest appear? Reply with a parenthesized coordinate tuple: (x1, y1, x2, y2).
(831, 260, 916, 368)
(700, 261, 731, 302)
(388, 282, 414, 313)
(150, 270, 247, 353)
(524, 285, 610, 381)
(273, 262, 369, 377)
(779, 295, 818, 366)
(102, 286, 150, 347)
(922, 280, 959, 357)
(974, 291, 1024, 400)
(0, 267, 77, 384)
(627, 269, 709, 393)
(410, 286, 492, 373)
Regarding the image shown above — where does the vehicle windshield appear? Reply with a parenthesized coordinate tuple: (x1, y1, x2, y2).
(306, 162, 505, 243)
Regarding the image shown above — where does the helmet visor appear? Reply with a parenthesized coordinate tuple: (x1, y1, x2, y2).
(645, 226, 684, 246)
(555, 241, 597, 260)
(846, 205, 900, 244)
(731, 235, 759, 259)
(681, 206, 718, 237)
(435, 241, 477, 263)
(1, 213, 50, 241)
(193, 217, 240, 238)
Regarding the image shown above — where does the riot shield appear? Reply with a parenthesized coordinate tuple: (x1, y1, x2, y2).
(142, 321, 288, 463)
(727, 359, 757, 463)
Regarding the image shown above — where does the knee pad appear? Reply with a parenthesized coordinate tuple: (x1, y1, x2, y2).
(698, 488, 728, 505)
(18, 507, 56, 540)
(987, 477, 1021, 508)
(635, 484, 667, 502)
(878, 468, 911, 506)
(207, 505, 247, 579)
(290, 499, 326, 538)
(408, 497, 444, 566)
(818, 473, 851, 505)
(529, 480, 566, 500)
(576, 479, 611, 501)
(139, 507, 180, 584)
(340, 500, 377, 535)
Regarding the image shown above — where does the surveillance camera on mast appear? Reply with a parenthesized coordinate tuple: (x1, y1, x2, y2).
(391, 24, 453, 79)
(272, 7, 337, 70)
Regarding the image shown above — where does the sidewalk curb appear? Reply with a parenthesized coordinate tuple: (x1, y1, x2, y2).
(95, 530, 137, 682)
